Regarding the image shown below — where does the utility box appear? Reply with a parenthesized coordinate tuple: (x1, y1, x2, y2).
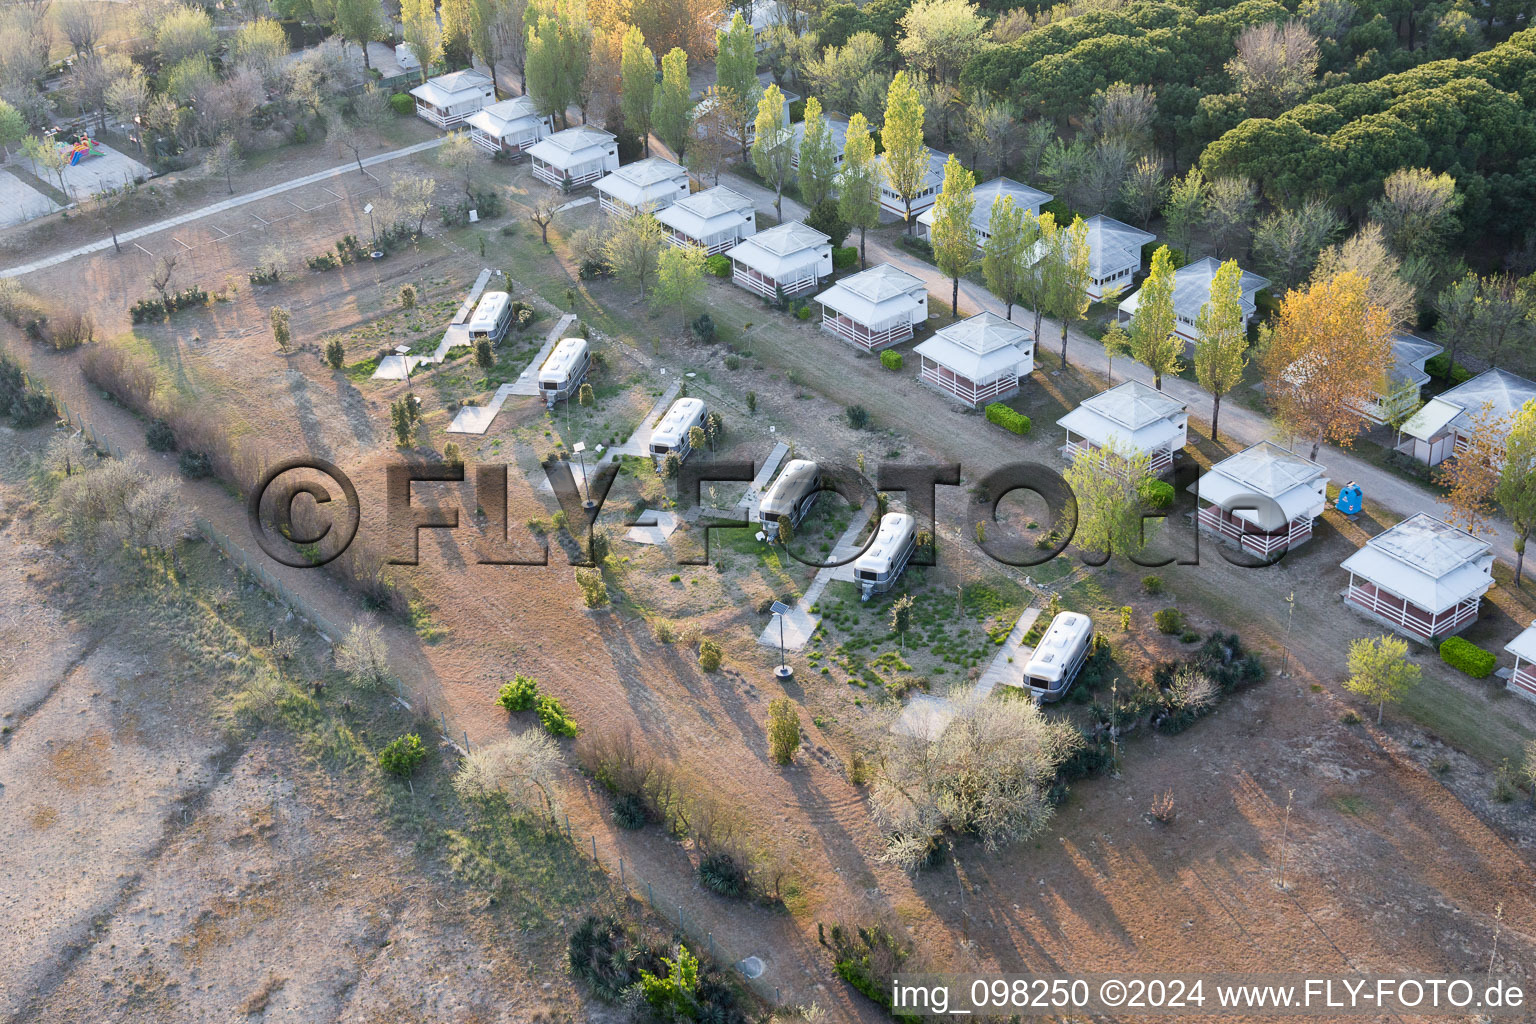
(1335, 481, 1363, 516)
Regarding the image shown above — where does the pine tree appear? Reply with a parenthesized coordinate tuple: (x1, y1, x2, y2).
(838, 113, 880, 268)
(930, 154, 976, 320)
(880, 71, 926, 231)
(1192, 259, 1248, 442)
(1129, 245, 1182, 389)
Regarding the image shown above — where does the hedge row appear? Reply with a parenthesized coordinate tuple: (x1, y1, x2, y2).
(1439, 636, 1496, 678)
(879, 349, 903, 371)
(984, 401, 1030, 435)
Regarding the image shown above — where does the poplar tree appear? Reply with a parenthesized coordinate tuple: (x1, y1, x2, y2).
(838, 112, 880, 268)
(930, 153, 976, 320)
(1046, 215, 1091, 368)
(652, 47, 691, 157)
(714, 13, 756, 160)
(1018, 211, 1055, 344)
(751, 84, 794, 220)
(401, 0, 441, 82)
(1192, 259, 1248, 442)
(1129, 245, 1182, 389)
(981, 195, 1026, 321)
(619, 25, 655, 155)
(880, 71, 926, 230)
(797, 97, 836, 209)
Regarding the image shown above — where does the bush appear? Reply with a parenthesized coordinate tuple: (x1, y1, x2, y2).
(568, 915, 641, 1002)
(1425, 353, 1474, 384)
(537, 694, 579, 737)
(691, 313, 716, 342)
(879, 349, 903, 371)
(325, 337, 346, 369)
(1139, 478, 1175, 508)
(0, 354, 53, 427)
(705, 253, 732, 277)
(40, 308, 94, 350)
(795, 305, 812, 320)
(81, 344, 159, 413)
(698, 851, 748, 898)
(1142, 574, 1164, 594)
(804, 198, 849, 248)
(146, 419, 177, 452)
(178, 451, 213, 478)
(821, 923, 922, 1024)
(846, 404, 870, 429)
(388, 92, 414, 115)
(611, 792, 648, 829)
(1439, 636, 1496, 678)
(378, 733, 427, 777)
(497, 674, 540, 712)
(832, 245, 858, 269)
(1154, 607, 1185, 634)
(576, 567, 608, 608)
(698, 639, 723, 672)
(984, 402, 1030, 435)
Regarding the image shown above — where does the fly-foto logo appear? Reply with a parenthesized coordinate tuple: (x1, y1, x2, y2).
(246, 455, 1295, 571)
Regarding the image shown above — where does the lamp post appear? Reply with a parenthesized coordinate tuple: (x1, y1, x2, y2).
(363, 202, 377, 249)
(770, 600, 793, 679)
(573, 441, 594, 514)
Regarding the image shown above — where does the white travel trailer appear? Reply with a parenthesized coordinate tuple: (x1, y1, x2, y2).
(759, 459, 821, 533)
(538, 338, 591, 407)
(1020, 612, 1094, 702)
(649, 397, 708, 462)
(853, 512, 917, 600)
(466, 291, 513, 343)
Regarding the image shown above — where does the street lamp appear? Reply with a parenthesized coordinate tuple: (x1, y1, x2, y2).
(363, 202, 377, 249)
(770, 600, 794, 679)
(573, 441, 594, 514)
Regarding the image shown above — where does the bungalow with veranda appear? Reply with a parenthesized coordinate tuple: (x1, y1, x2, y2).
(1503, 621, 1536, 703)
(1194, 442, 1328, 558)
(409, 69, 495, 129)
(1341, 512, 1493, 642)
(814, 263, 928, 351)
(913, 311, 1035, 407)
(1397, 367, 1536, 467)
(1056, 379, 1188, 476)
(1356, 332, 1443, 425)
(1117, 256, 1269, 343)
(526, 127, 620, 190)
(464, 96, 554, 157)
(692, 71, 795, 148)
(915, 177, 1052, 243)
(594, 157, 690, 219)
(655, 187, 757, 255)
(727, 221, 833, 300)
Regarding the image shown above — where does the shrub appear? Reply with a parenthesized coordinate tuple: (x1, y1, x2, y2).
(832, 245, 858, 269)
(146, 419, 177, 452)
(378, 733, 427, 777)
(568, 915, 640, 1002)
(1139, 478, 1174, 508)
(803, 198, 849, 248)
(698, 851, 747, 897)
(178, 450, 213, 478)
(1142, 574, 1164, 594)
(0, 355, 53, 427)
(767, 697, 800, 765)
(1425, 353, 1473, 384)
(388, 92, 414, 115)
(705, 253, 732, 277)
(821, 922, 921, 1024)
(324, 337, 345, 369)
(879, 349, 903, 371)
(40, 308, 94, 350)
(399, 284, 417, 309)
(1439, 636, 1496, 678)
(576, 567, 608, 608)
(537, 694, 579, 737)
(846, 404, 870, 429)
(698, 639, 723, 672)
(984, 402, 1030, 435)
(1154, 607, 1185, 634)
(612, 792, 648, 829)
(691, 313, 716, 342)
(795, 305, 812, 320)
(497, 674, 540, 712)
(80, 344, 159, 413)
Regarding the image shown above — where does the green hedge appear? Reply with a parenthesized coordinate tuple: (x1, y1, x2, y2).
(1439, 636, 1496, 678)
(705, 253, 731, 277)
(984, 402, 1030, 435)
(832, 245, 858, 269)
(880, 349, 903, 371)
(1425, 353, 1474, 384)
(389, 92, 414, 115)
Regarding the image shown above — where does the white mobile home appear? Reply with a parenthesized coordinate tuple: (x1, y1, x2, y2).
(853, 512, 917, 600)
(1020, 612, 1094, 702)
(789, 115, 850, 172)
(1058, 380, 1188, 476)
(1504, 622, 1536, 703)
(913, 311, 1035, 407)
(527, 127, 620, 189)
(1195, 442, 1327, 558)
(464, 96, 554, 156)
(649, 398, 708, 462)
(538, 338, 591, 406)
(1358, 332, 1443, 425)
(655, 187, 757, 255)
(409, 69, 495, 129)
(728, 221, 833, 300)
(876, 146, 949, 219)
(466, 291, 513, 344)
(760, 459, 821, 533)
(813, 263, 928, 351)
(1398, 368, 1536, 467)
(1118, 257, 1268, 343)
(915, 176, 1052, 243)
(1080, 216, 1157, 300)
(1342, 512, 1493, 642)
(594, 157, 690, 219)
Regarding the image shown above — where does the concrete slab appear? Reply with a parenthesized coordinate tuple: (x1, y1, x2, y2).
(756, 509, 873, 652)
(447, 398, 504, 433)
(974, 606, 1041, 698)
(0, 170, 60, 227)
(31, 142, 150, 200)
(608, 381, 683, 457)
(556, 196, 596, 213)
(505, 313, 578, 396)
(625, 510, 680, 545)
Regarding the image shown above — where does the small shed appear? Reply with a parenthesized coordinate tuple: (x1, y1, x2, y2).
(1195, 441, 1327, 557)
(1056, 380, 1188, 476)
(916, 176, 1052, 243)
(1341, 512, 1493, 642)
(464, 96, 553, 156)
(913, 311, 1034, 407)
(655, 186, 757, 254)
(876, 146, 950, 219)
(1357, 332, 1443, 425)
(409, 69, 495, 129)
(814, 263, 928, 351)
(1118, 256, 1268, 342)
(1398, 368, 1536, 467)
(1503, 622, 1536, 702)
(594, 157, 690, 218)
(526, 127, 620, 189)
(727, 221, 833, 299)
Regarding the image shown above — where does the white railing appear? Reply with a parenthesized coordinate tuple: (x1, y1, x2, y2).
(1065, 438, 1173, 477)
(919, 364, 1015, 407)
(1346, 585, 1478, 640)
(1197, 505, 1311, 556)
(822, 311, 911, 351)
(733, 265, 816, 299)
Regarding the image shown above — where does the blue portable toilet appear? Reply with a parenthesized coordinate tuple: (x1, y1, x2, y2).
(1336, 480, 1362, 515)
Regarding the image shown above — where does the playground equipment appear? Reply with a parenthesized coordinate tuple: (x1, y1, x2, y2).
(59, 136, 104, 166)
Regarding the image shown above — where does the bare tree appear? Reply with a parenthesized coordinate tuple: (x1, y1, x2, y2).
(1088, 81, 1156, 152)
(1205, 175, 1259, 259)
(528, 187, 561, 244)
(148, 252, 179, 304)
(335, 623, 392, 691)
(326, 108, 368, 175)
(1227, 20, 1319, 115)
(56, 0, 105, 60)
(1311, 223, 1417, 329)
(453, 730, 561, 818)
(202, 134, 240, 193)
(390, 173, 438, 234)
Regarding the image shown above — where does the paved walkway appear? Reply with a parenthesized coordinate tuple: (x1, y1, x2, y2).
(1, 137, 450, 279)
(447, 312, 577, 433)
(607, 380, 683, 457)
(756, 509, 873, 652)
